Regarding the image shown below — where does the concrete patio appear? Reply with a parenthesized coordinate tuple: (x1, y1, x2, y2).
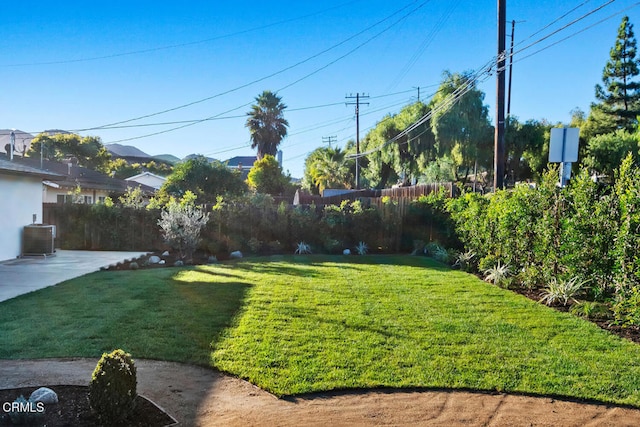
(0, 250, 148, 302)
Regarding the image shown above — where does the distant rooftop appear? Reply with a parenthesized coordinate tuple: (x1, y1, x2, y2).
(225, 156, 257, 168)
(0, 157, 60, 180)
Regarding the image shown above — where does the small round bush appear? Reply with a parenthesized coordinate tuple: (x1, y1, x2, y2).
(89, 349, 137, 425)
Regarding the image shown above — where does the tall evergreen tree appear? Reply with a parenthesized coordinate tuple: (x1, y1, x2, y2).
(593, 16, 640, 133)
(245, 91, 289, 159)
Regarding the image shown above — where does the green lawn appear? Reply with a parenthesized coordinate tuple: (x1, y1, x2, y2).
(1, 255, 640, 405)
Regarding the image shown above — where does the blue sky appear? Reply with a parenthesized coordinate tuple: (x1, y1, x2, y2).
(1, 0, 638, 178)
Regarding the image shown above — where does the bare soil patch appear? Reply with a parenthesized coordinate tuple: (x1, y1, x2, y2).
(2, 359, 640, 426)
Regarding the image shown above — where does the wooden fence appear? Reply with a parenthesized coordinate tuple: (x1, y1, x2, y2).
(294, 182, 456, 207)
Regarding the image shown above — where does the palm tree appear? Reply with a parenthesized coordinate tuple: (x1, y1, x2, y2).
(245, 91, 289, 159)
(304, 147, 353, 194)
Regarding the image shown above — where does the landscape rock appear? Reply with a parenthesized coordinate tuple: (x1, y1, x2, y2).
(174, 260, 184, 267)
(29, 387, 58, 404)
(159, 260, 166, 265)
(343, 249, 351, 255)
(162, 251, 170, 257)
(208, 256, 218, 264)
(230, 251, 243, 259)
(129, 262, 139, 270)
(148, 256, 161, 264)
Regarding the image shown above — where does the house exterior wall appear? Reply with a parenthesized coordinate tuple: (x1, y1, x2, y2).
(42, 186, 111, 204)
(0, 174, 43, 261)
(125, 174, 165, 190)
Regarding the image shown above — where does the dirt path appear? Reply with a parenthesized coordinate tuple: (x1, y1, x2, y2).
(1, 358, 640, 426)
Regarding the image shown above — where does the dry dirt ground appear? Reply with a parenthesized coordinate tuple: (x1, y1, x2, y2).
(1, 358, 640, 426)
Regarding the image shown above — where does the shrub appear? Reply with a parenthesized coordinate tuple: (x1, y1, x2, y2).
(539, 277, 586, 306)
(158, 193, 209, 260)
(613, 286, 640, 326)
(323, 238, 342, 254)
(8, 395, 44, 425)
(425, 242, 450, 263)
(248, 237, 262, 253)
(89, 349, 137, 425)
(355, 241, 368, 255)
(295, 241, 312, 254)
(453, 250, 475, 272)
(483, 262, 511, 287)
(570, 301, 612, 320)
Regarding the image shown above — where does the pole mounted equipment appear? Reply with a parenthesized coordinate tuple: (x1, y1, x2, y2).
(346, 93, 370, 190)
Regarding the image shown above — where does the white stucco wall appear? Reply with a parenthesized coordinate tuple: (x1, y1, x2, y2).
(42, 185, 110, 204)
(125, 173, 165, 190)
(0, 173, 43, 261)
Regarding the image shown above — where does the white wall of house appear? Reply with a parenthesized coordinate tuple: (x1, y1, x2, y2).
(125, 172, 165, 190)
(42, 185, 111, 204)
(0, 173, 43, 261)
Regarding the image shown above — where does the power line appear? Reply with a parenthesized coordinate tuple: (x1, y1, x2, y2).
(2, 1, 363, 67)
(512, 0, 616, 57)
(100, 1, 430, 144)
(87, 0, 422, 133)
(513, 2, 640, 64)
(385, 0, 461, 92)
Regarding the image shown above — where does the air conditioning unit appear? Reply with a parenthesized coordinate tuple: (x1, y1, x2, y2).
(23, 224, 56, 256)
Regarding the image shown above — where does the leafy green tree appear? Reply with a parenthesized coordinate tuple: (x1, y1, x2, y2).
(506, 117, 549, 181)
(587, 16, 640, 138)
(108, 158, 142, 179)
(246, 90, 289, 159)
(583, 129, 639, 177)
(143, 160, 172, 176)
(430, 71, 493, 183)
(118, 186, 145, 209)
(361, 101, 435, 188)
(108, 159, 173, 179)
(303, 147, 354, 194)
(246, 155, 291, 195)
(28, 133, 111, 172)
(157, 155, 246, 204)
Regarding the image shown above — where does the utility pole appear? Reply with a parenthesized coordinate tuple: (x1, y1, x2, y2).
(322, 136, 337, 148)
(494, 0, 506, 191)
(507, 19, 515, 117)
(507, 20, 524, 117)
(346, 93, 369, 189)
(413, 86, 420, 102)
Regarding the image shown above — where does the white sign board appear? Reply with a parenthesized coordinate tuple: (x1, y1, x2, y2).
(549, 128, 579, 163)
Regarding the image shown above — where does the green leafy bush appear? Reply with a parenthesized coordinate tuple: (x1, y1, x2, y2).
(570, 301, 612, 320)
(89, 349, 137, 425)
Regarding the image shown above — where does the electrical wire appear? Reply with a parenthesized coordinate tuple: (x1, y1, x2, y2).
(513, 2, 640, 63)
(2, 1, 363, 67)
(514, 0, 593, 48)
(101, 0, 431, 144)
(385, 0, 461, 92)
(87, 0, 421, 132)
(512, 0, 616, 57)
(347, 0, 629, 161)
